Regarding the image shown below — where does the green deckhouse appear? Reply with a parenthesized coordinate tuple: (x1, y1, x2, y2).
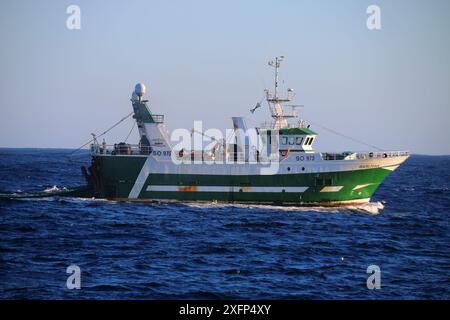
(83, 57, 409, 206)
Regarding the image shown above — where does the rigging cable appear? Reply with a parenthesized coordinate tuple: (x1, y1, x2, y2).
(124, 120, 136, 143)
(307, 120, 383, 151)
(68, 111, 134, 156)
(244, 97, 382, 151)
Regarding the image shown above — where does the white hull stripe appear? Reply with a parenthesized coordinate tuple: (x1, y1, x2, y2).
(146, 185, 309, 193)
(128, 158, 152, 198)
(352, 183, 374, 191)
(320, 186, 344, 192)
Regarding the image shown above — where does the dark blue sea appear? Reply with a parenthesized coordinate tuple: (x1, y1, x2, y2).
(0, 149, 449, 299)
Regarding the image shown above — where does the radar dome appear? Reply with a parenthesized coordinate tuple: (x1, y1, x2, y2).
(134, 83, 146, 97)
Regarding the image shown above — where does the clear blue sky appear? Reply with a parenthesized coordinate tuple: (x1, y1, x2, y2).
(1, 0, 449, 154)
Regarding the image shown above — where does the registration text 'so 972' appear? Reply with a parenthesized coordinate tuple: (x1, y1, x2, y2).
(296, 155, 314, 161)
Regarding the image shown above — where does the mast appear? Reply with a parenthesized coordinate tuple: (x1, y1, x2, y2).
(265, 56, 297, 129)
(274, 56, 280, 99)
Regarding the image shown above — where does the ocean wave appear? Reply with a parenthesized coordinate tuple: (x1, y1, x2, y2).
(43, 185, 68, 193)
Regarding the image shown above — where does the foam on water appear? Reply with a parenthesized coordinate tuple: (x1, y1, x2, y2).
(43, 185, 68, 193)
(4, 191, 385, 215)
(184, 201, 385, 214)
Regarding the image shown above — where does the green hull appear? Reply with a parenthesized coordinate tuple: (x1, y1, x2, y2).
(89, 155, 395, 205)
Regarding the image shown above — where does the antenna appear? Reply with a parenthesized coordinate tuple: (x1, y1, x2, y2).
(268, 55, 284, 100)
(265, 56, 301, 129)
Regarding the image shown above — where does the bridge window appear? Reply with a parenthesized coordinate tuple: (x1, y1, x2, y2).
(282, 136, 288, 145)
(289, 137, 294, 145)
(296, 137, 303, 145)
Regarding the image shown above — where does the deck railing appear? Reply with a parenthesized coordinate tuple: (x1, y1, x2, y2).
(91, 144, 280, 162)
(259, 122, 304, 130)
(91, 143, 152, 156)
(92, 143, 409, 162)
(173, 150, 279, 163)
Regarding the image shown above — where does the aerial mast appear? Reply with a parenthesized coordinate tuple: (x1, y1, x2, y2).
(265, 56, 298, 129)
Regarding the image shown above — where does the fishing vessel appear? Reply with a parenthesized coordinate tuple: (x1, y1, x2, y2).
(82, 57, 409, 205)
